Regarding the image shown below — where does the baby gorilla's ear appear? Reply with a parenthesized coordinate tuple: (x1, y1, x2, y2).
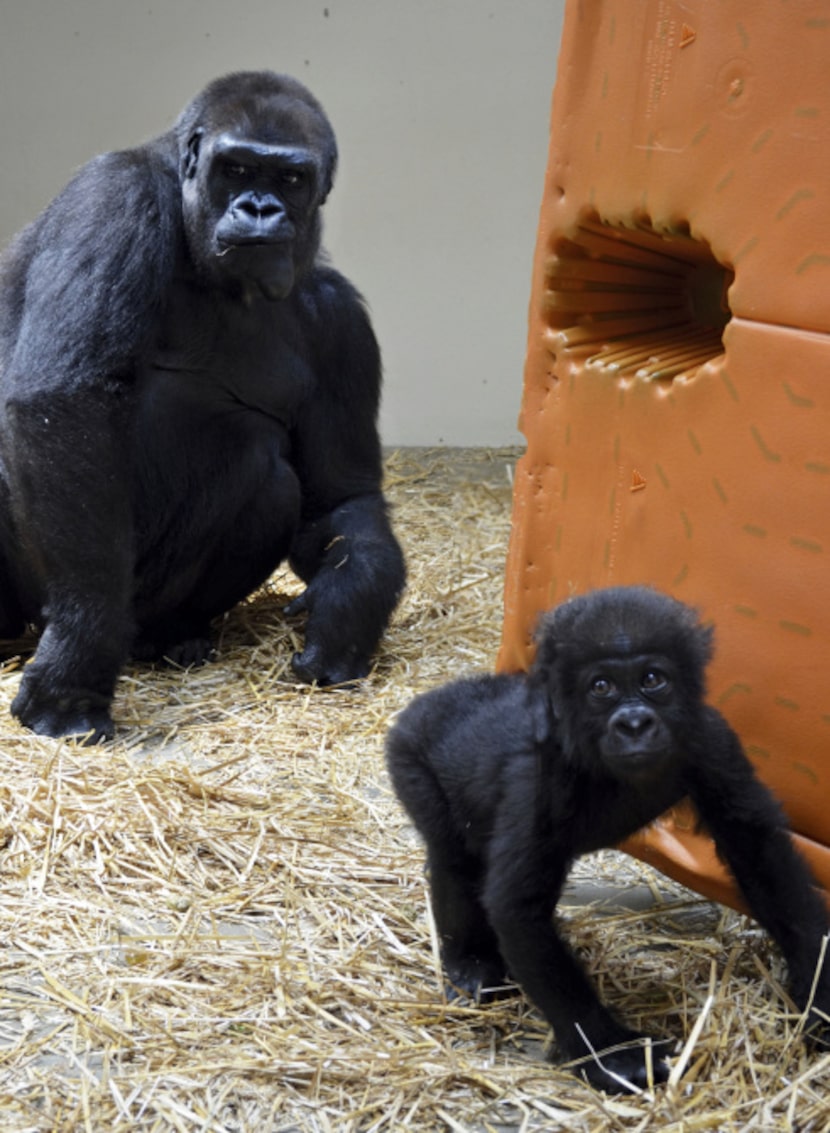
(528, 608, 569, 741)
(524, 682, 555, 745)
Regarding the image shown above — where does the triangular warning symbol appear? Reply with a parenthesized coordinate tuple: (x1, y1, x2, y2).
(680, 24, 696, 48)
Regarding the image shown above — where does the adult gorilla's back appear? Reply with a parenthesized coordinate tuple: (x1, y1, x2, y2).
(0, 71, 405, 742)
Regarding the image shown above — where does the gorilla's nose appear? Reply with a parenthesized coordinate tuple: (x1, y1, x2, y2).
(236, 195, 280, 220)
(612, 705, 657, 738)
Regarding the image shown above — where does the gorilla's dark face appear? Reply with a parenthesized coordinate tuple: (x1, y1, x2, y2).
(578, 652, 681, 777)
(184, 134, 318, 300)
(179, 77, 337, 301)
(534, 585, 710, 781)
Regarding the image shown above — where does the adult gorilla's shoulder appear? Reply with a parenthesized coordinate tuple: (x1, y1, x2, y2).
(3, 147, 180, 386)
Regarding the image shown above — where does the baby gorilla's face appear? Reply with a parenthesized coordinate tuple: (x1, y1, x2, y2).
(577, 653, 683, 779)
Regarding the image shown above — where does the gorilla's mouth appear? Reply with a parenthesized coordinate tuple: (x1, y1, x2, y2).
(217, 235, 292, 252)
(602, 745, 675, 780)
(221, 235, 290, 248)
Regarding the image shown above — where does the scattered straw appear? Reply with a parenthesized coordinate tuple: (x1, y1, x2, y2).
(0, 448, 826, 1131)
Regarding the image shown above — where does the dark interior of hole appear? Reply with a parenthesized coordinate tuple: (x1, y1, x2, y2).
(685, 260, 734, 333)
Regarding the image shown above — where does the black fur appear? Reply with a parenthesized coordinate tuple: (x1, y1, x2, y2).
(0, 71, 405, 741)
(386, 586, 830, 1093)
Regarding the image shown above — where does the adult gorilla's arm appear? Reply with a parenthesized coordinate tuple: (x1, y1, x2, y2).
(287, 266, 405, 684)
(1, 149, 179, 739)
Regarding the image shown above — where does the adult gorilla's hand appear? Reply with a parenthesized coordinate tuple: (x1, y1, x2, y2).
(12, 664, 115, 744)
(286, 584, 370, 686)
(286, 495, 405, 686)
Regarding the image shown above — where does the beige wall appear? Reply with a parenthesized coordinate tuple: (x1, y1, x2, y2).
(0, 0, 564, 445)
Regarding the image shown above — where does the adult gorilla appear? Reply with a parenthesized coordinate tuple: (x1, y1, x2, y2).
(0, 72, 405, 741)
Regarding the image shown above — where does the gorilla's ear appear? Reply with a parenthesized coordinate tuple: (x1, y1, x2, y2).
(526, 684, 554, 745)
(527, 609, 566, 742)
(318, 144, 338, 204)
(182, 130, 203, 180)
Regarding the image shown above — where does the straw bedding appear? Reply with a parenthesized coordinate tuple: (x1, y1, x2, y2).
(0, 447, 827, 1131)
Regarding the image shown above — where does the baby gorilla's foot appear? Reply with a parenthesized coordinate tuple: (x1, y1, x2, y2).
(444, 956, 509, 1004)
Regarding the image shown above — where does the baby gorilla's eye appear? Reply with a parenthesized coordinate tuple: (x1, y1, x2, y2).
(641, 669, 668, 692)
(589, 677, 616, 698)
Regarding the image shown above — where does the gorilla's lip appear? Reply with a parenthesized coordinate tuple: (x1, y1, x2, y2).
(219, 235, 290, 248)
(602, 746, 672, 772)
(624, 748, 671, 764)
(601, 741, 669, 759)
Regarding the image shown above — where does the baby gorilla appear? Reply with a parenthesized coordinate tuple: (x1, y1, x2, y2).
(386, 586, 830, 1093)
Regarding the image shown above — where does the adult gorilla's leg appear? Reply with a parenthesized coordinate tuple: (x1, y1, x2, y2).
(3, 396, 134, 742)
(133, 430, 301, 663)
(0, 477, 27, 640)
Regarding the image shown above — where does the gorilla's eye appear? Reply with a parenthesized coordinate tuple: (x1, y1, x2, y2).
(224, 163, 251, 179)
(280, 169, 305, 187)
(589, 677, 616, 699)
(641, 670, 668, 693)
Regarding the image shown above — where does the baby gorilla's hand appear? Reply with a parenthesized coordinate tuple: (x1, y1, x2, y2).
(570, 1033, 673, 1094)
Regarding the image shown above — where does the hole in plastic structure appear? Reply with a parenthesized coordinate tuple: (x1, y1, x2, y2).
(543, 213, 734, 383)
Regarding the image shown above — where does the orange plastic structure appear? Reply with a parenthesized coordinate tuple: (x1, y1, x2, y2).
(499, 0, 830, 908)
